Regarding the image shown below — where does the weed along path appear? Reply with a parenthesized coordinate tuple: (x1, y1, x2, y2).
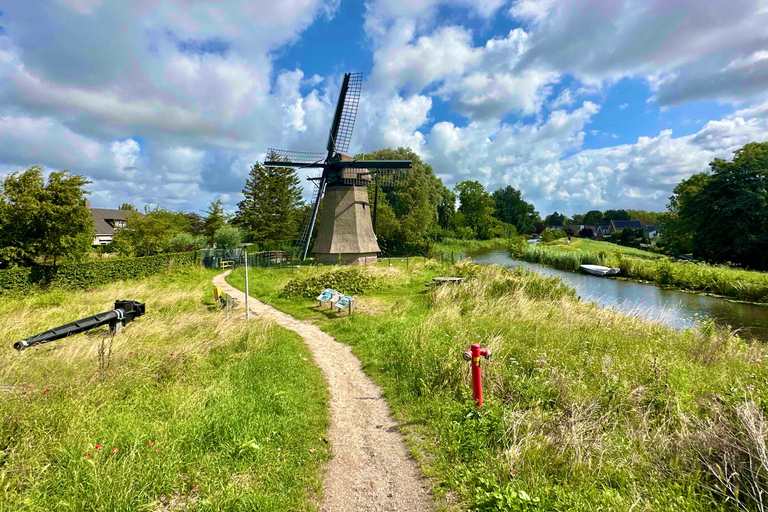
(214, 272, 434, 512)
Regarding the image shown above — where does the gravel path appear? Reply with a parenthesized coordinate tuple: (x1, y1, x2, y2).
(214, 272, 434, 512)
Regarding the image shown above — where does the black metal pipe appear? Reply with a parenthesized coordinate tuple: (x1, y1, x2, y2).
(13, 300, 145, 351)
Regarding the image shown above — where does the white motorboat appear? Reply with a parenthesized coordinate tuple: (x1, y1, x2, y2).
(580, 264, 620, 276)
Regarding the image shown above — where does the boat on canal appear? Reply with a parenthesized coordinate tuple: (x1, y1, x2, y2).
(580, 264, 620, 276)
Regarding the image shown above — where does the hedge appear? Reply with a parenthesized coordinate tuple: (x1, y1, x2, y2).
(0, 252, 199, 293)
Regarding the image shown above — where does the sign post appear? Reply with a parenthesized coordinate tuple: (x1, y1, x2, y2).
(240, 243, 253, 320)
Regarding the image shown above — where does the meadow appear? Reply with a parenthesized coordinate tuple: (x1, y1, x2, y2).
(0, 267, 330, 511)
(229, 260, 768, 512)
(521, 239, 768, 303)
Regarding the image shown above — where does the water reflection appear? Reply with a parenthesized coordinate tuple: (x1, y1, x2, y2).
(472, 250, 768, 341)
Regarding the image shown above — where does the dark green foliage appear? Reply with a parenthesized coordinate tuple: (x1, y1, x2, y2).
(544, 212, 566, 227)
(0, 166, 94, 267)
(508, 236, 529, 258)
(281, 268, 378, 298)
(214, 225, 244, 249)
(234, 163, 303, 242)
(579, 227, 594, 238)
(491, 186, 539, 235)
(608, 227, 646, 247)
(691, 142, 768, 269)
(582, 210, 604, 225)
(0, 252, 197, 293)
(541, 229, 566, 242)
(658, 173, 710, 256)
(455, 181, 500, 240)
(603, 209, 630, 221)
(203, 199, 226, 242)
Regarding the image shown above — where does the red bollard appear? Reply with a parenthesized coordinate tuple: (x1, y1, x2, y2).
(463, 343, 491, 407)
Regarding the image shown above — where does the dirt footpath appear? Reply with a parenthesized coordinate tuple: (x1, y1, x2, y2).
(214, 272, 434, 512)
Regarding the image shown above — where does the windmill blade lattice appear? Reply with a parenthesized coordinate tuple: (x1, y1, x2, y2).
(329, 72, 362, 155)
(264, 149, 326, 167)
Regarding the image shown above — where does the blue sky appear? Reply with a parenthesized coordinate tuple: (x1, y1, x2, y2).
(0, 0, 767, 217)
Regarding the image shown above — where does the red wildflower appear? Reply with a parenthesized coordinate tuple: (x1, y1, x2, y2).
(109, 371, 113, 375)
(665, 388, 670, 393)
(690, 389, 694, 393)
(44, 389, 49, 393)
(758, 361, 763, 365)
(85, 452, 91, 458)
(95, 445, 103, 450)
(170, 353, 174, 356)
(631, 385, 635, 390)
(111, 447, 119, 454)
(129, 352, 133, 354)
(155, 448, 160, 453)
(594, 372, 599, 376)
(148, 441, 154, 447)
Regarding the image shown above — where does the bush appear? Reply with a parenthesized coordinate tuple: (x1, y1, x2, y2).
(215, 226, 244, 249)
(579, 227, 594, 238)
(0, 252, 198, 293)
(541, 229, 566, 243)
(281, 268, 378, 298)
(507, 236, 529, 258)
(167, 233, 207, 252)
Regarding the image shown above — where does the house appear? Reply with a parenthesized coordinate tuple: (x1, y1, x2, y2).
(643, 223, 658, 238)
(595, 224, 611, 240)
(566, 224, 598, 237)
(88, 201, 138, 245)
(609, 220, 644, 233)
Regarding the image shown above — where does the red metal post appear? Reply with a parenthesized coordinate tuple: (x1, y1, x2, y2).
(464, 343, 491, 407)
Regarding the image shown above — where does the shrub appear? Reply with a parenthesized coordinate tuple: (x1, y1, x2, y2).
(541, 229, 566, 243)
(167, 233, 207, 252)
(281, 268, 378, 298)
(0, 252, 198, 293)
(215, 226, 244, 249)
(507, 236, 529, 258)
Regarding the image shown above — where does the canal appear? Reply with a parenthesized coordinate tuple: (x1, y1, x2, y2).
(472, 250, 768, 341)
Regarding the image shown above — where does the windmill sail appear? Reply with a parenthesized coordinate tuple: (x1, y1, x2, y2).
(264, 149, 326, 167)
(327, 72, 362, 155)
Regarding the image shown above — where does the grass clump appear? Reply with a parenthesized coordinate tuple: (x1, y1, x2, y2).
(281, 267, 378, 298)
(230, 259, 768, 512)
(0, 267, 330, 511)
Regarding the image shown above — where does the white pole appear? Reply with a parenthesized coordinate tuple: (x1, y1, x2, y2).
(244, 247, 250, 320)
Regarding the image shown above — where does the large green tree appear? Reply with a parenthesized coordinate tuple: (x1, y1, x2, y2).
(658, 173, 710, 256)
(112, 207, 188, 256)
(203, 199, 226, 242)
(582, 210, 604, 225)
(455, 180, 499, 239)
(491, 186, 539, 234)
(692, 142, 768, 268)
(544, 212, 567, 227)
(0, 166, 94, 267)
(603, 209, 630, 221)
(234, 163, 303, 242)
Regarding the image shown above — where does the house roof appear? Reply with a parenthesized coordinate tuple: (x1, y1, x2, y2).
(90, 208, 136, 235)
(610, 220, 644, 230)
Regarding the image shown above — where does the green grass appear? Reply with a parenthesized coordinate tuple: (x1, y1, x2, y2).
(524, 239, 768, 303)
(433, 238, 512, 256)
(0, 267, 330, 511)
(228, 261, 768, 512)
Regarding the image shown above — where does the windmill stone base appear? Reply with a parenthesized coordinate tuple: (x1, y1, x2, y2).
(312, 185, 379, 265)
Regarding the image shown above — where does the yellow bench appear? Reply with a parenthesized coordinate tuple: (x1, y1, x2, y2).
(220, 260, 234, 269)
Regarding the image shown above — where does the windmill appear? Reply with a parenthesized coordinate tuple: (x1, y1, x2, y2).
(265, 72, 411, 264)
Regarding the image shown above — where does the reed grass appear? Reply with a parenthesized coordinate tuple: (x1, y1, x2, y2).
(0, 267, 330, 511)
(520, 243, 768, 302)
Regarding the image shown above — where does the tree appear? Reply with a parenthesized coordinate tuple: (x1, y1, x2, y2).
(455, 181, 498, 239)
(234, 163, 303, 241)
(112, 207, 186, 256)
(658, 173, 710, 256)
(167, 233, 207, 252)
(533, 221, 546, 234)
(627, 210, 662, 223)
(119, 203, 137, 211)
(692, 142, 768, 269)
(544, 212, 567, 227)
(569, 214, 585, 224)
(203, 199, 226, 242)
(0, 166, 94, 267)
(215, 225, 244, 249)
(579, 227, 594, 238)
(491, 186, 539, 234)
(582, 210, 604, 225)
(604, 209, 630, 221)
(184, 212, 205, 235)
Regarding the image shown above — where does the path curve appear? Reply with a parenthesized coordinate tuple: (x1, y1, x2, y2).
(214, 272, 434, 512)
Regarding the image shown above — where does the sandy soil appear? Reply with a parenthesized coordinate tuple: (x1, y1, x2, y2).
(214, 272, 434, 512)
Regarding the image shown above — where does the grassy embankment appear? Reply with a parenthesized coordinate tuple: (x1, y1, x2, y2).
(228, 260, 768, 512)
(433, 238, 512, 256)
(0, 267, 329, 511)
(521, 238, 768, 303)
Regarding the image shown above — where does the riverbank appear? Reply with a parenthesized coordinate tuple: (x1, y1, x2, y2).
(228, 261, 768, 511)
(521, 239, 768, 303)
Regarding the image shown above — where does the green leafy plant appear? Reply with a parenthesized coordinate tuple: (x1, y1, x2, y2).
(281, 268, 378, 298)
